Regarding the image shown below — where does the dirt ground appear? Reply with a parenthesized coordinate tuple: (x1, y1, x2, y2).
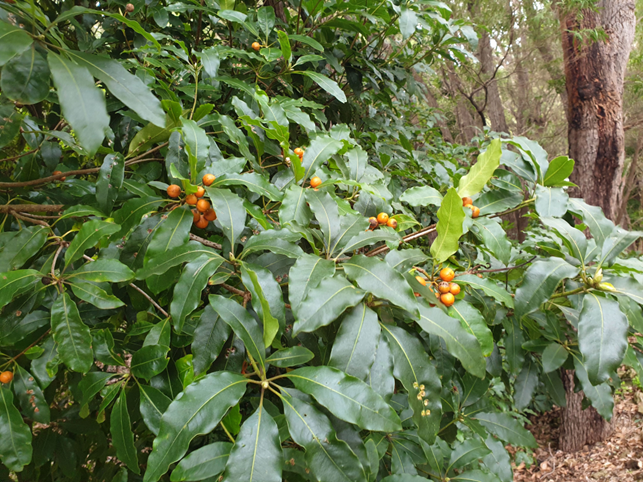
(514, 384, 643, 481)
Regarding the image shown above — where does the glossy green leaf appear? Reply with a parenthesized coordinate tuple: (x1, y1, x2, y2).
(139, 384, 171, 436)
(205, 188, 247, 247)
(0, 387, 32, 472)
(457, 139, 502, 197)
(381, 324, 441, 444)
(143, 371, 247, 482)
(0, 226, 48, 272)
(1, 48, 50, 104)
(266, 346, 314, 367)
(241, 262, 285, 346)
(171, 255, 224, 332)
(292, 275, 365, 335)
(368, 336, 395, 403)
(300, 71, 347, 103)
(542, 343, 568, 373)
(171, 442, 231, 481)
(447, 438, 490, 471)
(534, 185, 568, 217)
(456, 275, 514, 308)
(329, 303, 380, 380)
(514, 360, 538, 410)
(578, 293, 628, 385)
(448, 301, 493, 357)
(111, 389, 140, 474)
(78, 371, 113, 408)
(68, 259, 134, 283)
(0, 311, 49, 347)
(192, 305, 231, 375)
(343, 255, 419, 318)
(280, 391, 367, 482)
(47, 52, 109, 155)
(131, 345, 170, 380)
(471, 217, 511, 265)
(128, 114, 180, 156)
(431, 187, 465, 263)
(50, 293, 93, 373)
(542, 370, 567, 407)
(0, 22, 33, 66)
(112, 197, 165, 239)
(65, 220, 121, 267)
(288, 253, 336, 316)
(13, 365, 50, 424)
(300, 135, 344, 181)
(471, 412, 537, 448)
(568, 198, 614, 247)
(181, 118, 209, 182)
(96, 153, 125, 214)
(0, 270, 41, 310)
(380, 476, 427, 482)
(0, 104, 23, 149)
(241, 230, 305, 259)
(514, 258, 579, 320)
(280, 184, 313, 226)
(221, 404, 282, 482)
(211, 172, 285, 201)
(209, 295, 266, 374)
(400, 186, 443, 207)
(483, 436, 512, 482)
(544, 156, 574, 186)
(598, 226, 643, 268)
(416, 303, 485, 378)
(70, 281, 124, 309)
(336, 230, 401, 259)
(451, 470, 502, 482)
(476, 190, 523, 216)
(541, 217, 588, 263)
(287, 366, 402, 431)
(136, 242, 219, 279)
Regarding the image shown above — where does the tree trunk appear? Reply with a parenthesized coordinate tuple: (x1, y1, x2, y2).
(445, 65, 479, 144)
(424, 87, 454, 144)
(558, 0, 636, 452)
(478, 31, 509, 133)
(561, 0, 636, 219)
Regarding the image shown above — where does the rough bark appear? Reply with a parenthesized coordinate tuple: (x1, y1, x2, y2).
(445, 65, 479, 144)
(478, 31, 510, 133)
(561, 0, 636, 220)
(559, 370, 613, 452)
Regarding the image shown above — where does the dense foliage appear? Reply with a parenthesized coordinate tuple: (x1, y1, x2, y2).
(1, 0, 643, 481)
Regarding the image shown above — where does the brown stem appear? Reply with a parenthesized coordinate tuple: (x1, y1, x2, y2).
(0, 149, 39, 163)
(9, 209, 50, 227)
(189, 233, 222, 250)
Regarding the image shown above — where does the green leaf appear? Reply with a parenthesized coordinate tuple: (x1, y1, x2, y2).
(0, 22, 33, 66)
(131, 345, 170, 380)
(287, 366, 402, 431)
(280, 391, 367, 482)
(96, 153, 125, 214)
(300, 135, 344, 182)
(598, 226, 643, 268)
(457, 139, 502, 197)
(136, 242, 219, 279)
(221, 404, 282, 482)
(139, 384, 171, 436)
(211, 172, 284, 201)
(70, 281, 124, 309)
(143, 372, 247, 482)
(205, 188, 247, 248)
(68, 51, 165, 127)
(277, 30, 292, 64)
(1, 47, 50, 104)
(241, 262, 285, 347)
(534, 185, 568, 217)
(568, 198, 614, 248)
(68, 259, 134, 283)
(257, 6, 276, 37)
(288, 253, 335, 316)
(368, 336, 395, 403)
(476, 190, 523, 216)
(50, 293, 93, 373)
(0, 386, 32, 472)
(180, 118, 209, 183)
(192, 305, 231, 375)
(0, 104, 23, 149)
(483, 437, 512, 482)
(578, 293, 628, 386)
(456, 275, 514, 308)
(399, 8, 418, 39)
(504, 318, 524, 376)
(543, 156, 574, 186)
(573, 357, 613, 420)
(343, 255, 419, 318)
(65, 220, 121, 267)
(171, 254, 224, 332)
(336, 230, 401, 259)
(448, 301, 493, 357)
(292, 275, 365, 335)
(280, 184, 313, 226)
(329, 303, 380, 380)
(241, 230, 304, 259)
(0, 226, 48, 272)
(514, 360, 538, 410)
(47, 52, 110, 155)
(0, 270, 41, 310)
(399, 186, 443, 207)
(381, 324, 441, 444)
(380, 476, 427, 482)
(451, 470, 502, 482)
(416, 303, 486, 378)
(266, 346, 314, 367)
(128, 114, 181, 156)
(209, 295, 266, 375)
(0, 311, 49, 347)
(430, 187, 465, 263)
(13, 365, 50, 424)
(542, 370, 567, 407)
(112, 197, 165, 239)
(540, 217, 588, 264)
(288, 34, 324, 51)
(447, 439, 490, 471)
(331, 212, 370, 257)
(542, 343, 568, 373)
(471, 412, 537, 448)
(78, 371, 113, 408)
(111, 389, 140, 474)
(171, 442, 231, 482)
(471, 218, 511, 265)
(514, 259, 579, 320)
(300, 71, 347, 103)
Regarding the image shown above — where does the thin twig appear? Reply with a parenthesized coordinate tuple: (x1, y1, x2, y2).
(1, 149, 39, 163)
(221, 283, 247, 297)
(52, 244, 64, 280)
(189, 233, 222, 250)
(0, 204, 64, 213)
(9, 209, 50, 227)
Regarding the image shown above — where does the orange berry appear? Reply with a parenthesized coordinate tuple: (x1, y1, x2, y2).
(376, 212, 389, 224)
(414, 292, 421, 297)
(462, 197, 473, 206)
(192, 209, 201, 224)
(415, 276, 427, 286)
(387, 218, 398, 229)
(125, 3, 134, 12)
(252, 42, 261, 51)
(294, 147, 304, 156)
(196, 199, 210, 213)
(440, 292, 455, 307)
(195, 216, 209, 229)
(438, 281, 451, 294)
(202, 173, 216, 186)
(368, 217, 378, 230)
(167, 184, 181, 198)
(195, 186, 205, 198)
(186, 194, 198, 205)
(471, 206, 480, 218)
(204, 208, 217, 221)
(310, 176, 322, 188)
(53, 170, 66, 181)
(439, 267, 455, 282)
(450, 283, 461, 295)
(0, 371, 13, 384)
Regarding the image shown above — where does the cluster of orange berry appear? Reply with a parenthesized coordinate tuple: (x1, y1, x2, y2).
(369, 212, 397, 230)
(53, 170, 66, 181)
(166, 174, 217, 228)
(415, 267, 460, 307)
(462, 196, 480, 218)
(293, 147, 304, 161)
(0, 371, 13, 384)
